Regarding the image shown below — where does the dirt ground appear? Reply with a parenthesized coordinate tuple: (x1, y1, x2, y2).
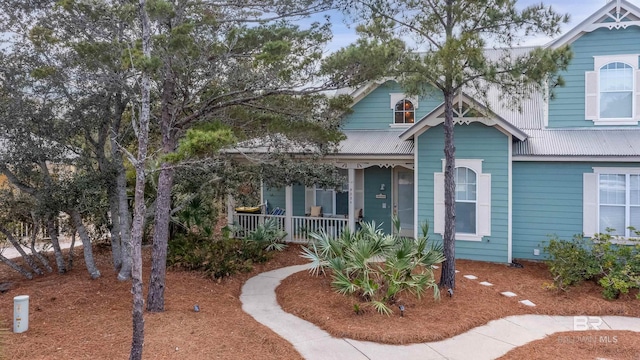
(2, 243, 639, 360)
(0, 244, 306, 360)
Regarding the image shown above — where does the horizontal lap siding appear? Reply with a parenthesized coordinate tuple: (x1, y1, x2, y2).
(363, 167, 392, 234)
(263, 184, 306, 216)
(417, 123, 509, 263)
(548, 27, 640, 128)
(342, 81, 443, 130)
(512, 162, 640, 260)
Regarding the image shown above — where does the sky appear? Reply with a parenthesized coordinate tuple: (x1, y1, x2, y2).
(315, 0, 621, 53)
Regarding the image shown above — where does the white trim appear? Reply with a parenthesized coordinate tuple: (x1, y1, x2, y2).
(593, 54, 639, 69)
(348, 168, 356, 233)
(285, 186, 293, 241)
(441, 158, 483, 173)
(389, 123, 412, 129)
(455, 234, 483, 242)
(514, 156, 640, 162)
(588, 54, 640, 125)
(389, 93, 419, 109)
(593, 120, 639, 126)
(414, 138, 419, 240)
(593, 167, 640, 174)
(507, 135, 513, 263)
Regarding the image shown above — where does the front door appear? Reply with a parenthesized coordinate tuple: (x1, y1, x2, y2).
(394, 168, 415, 237)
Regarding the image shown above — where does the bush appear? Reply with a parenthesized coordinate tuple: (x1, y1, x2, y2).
(244, 217, 288, 252)
(301, 219, 444, 315)
(167, 233, 270, 279)
(544, 231, 640, 299)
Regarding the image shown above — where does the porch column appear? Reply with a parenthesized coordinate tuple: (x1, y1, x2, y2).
(348, 168, 356, 233)
(226, 194, 235, 226)
(285, 185, 293, 241)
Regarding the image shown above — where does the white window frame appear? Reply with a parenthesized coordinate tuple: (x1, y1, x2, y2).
(586, 54, 640, 125)
(455, 167, 478, 236)
(313, 170, 349, 217)
(389, 93, 418, 127)
(584, 167, 640, 241)
(434, 159, 491, 241)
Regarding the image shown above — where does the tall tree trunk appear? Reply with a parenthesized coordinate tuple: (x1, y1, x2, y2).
(47, 218, 66, 274)
(439, 91, 456, 290)
(29, 221, 52, 273)
(0, 253, 33, 279)
(70, 210, 101, 279)
(146, 48, 178, 312)
(67, 231, 76, 270)
(108, 195, 123, 271)
(146, 164, 174, 312)
(0, 226, 43, 275)
(116, 168, 133, 281)
(130, 0, 151, 357)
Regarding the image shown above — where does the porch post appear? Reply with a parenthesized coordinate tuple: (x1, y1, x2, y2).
(285, 185, 293, 241)
(227, 194, 235, 226)
(348, 168, 356, 233)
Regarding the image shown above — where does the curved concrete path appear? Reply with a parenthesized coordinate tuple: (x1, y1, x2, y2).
(241, 264, 640, 360)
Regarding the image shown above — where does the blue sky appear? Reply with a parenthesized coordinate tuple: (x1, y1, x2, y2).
(316, 0, 615, 52)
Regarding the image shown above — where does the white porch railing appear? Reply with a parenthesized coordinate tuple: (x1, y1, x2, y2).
(232, 213, 348, 242)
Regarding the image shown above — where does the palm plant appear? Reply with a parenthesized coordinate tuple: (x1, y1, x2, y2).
(300, 218, 444, 315)
(244, 217, 288, 251)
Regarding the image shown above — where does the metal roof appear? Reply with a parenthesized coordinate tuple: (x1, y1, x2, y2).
(515, 129, 640, 157)
(338, 130, 413, 155)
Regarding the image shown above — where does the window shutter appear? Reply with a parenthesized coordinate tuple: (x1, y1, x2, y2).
(478, 173, 492, 236)
(585, 71, 598, 120)
(635, 70, 640, 120)
(305, 186, 315, 214)
(434, 173, 445, 234)
(583, 173, 598, 238)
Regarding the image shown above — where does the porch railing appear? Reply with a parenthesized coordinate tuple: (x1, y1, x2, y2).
(232, 213, 348, 242)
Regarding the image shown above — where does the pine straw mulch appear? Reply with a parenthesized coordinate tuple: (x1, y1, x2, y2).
(0, 243, 307, 360)
(277, 259, 640, 346)
(499, 330, 640, 360)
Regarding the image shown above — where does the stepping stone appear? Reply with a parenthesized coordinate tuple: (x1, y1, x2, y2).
(431, 265, 439, 269)
(501, 291, 517, 297)
(519, 299, 536, 307)
(463, 275, 477, 280)
(479, 281, 493, 286)
(455, 270, 460, 273)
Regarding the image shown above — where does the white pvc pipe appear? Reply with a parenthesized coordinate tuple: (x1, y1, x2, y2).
(13, 295, 29, 333)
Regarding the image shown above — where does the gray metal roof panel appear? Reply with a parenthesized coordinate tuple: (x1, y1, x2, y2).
(514, 129, 640, 156)
(338, 130, 414, 155)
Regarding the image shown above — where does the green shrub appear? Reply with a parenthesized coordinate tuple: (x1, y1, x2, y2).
(544, 231, 640, 299)
(244, 217, 288, 252)
(167, 233, 270, 278)
(301, 219, 444, 315)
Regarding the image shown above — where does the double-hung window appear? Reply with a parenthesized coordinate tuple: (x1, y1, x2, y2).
(584, 168, 640, 238)
(585, 54, 640, 125)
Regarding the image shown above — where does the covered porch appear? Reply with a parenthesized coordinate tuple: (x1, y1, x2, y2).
(227, 158, 416, 242)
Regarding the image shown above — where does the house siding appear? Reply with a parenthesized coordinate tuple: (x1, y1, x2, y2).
(342, 81, 443, 130)
(548, 26, 640, 128)
(512, 161, 640, 260)
(263, 184, 306, 216)
(363, 166, 392, 234)
(417, 123, 509, 263)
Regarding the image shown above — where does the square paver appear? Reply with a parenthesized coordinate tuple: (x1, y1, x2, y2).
(479, 281, 493, 286)
(463, 275, 478, 280)
(519, 299, 536, 307)
(501, 291, 517, 297)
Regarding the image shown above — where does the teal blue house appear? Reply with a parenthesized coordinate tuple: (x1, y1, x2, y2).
(232, 0, 640, 263)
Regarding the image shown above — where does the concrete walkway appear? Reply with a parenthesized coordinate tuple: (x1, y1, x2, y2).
(2, 237, 77, 260)
(241, 265, 640, 360)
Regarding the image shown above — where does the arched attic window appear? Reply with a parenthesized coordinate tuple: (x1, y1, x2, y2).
(394, 99, 415, 124)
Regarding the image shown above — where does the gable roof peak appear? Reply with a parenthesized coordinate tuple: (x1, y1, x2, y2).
(549, 0, 640, 49)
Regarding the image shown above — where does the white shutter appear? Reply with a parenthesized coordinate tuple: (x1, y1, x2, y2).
(635, 70, 640, 120)
(585, 71, 598, 120)
(583, 173, 598, 237)
(434, 173, 445, 234)
(305, 186, 315, 214)
(478, 173, 492, 236)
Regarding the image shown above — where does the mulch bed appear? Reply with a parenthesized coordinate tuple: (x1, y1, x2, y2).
(0, 243, 307, 360)
(277, 258, 640, 345)
(499, 330, 640, 360)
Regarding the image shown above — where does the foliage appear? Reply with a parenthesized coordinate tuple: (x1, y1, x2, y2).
(244, 218, 288, 252)
(301, 219, 444, 315)
(167, 233, 270, 279)
(543, 230, 640, 299)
